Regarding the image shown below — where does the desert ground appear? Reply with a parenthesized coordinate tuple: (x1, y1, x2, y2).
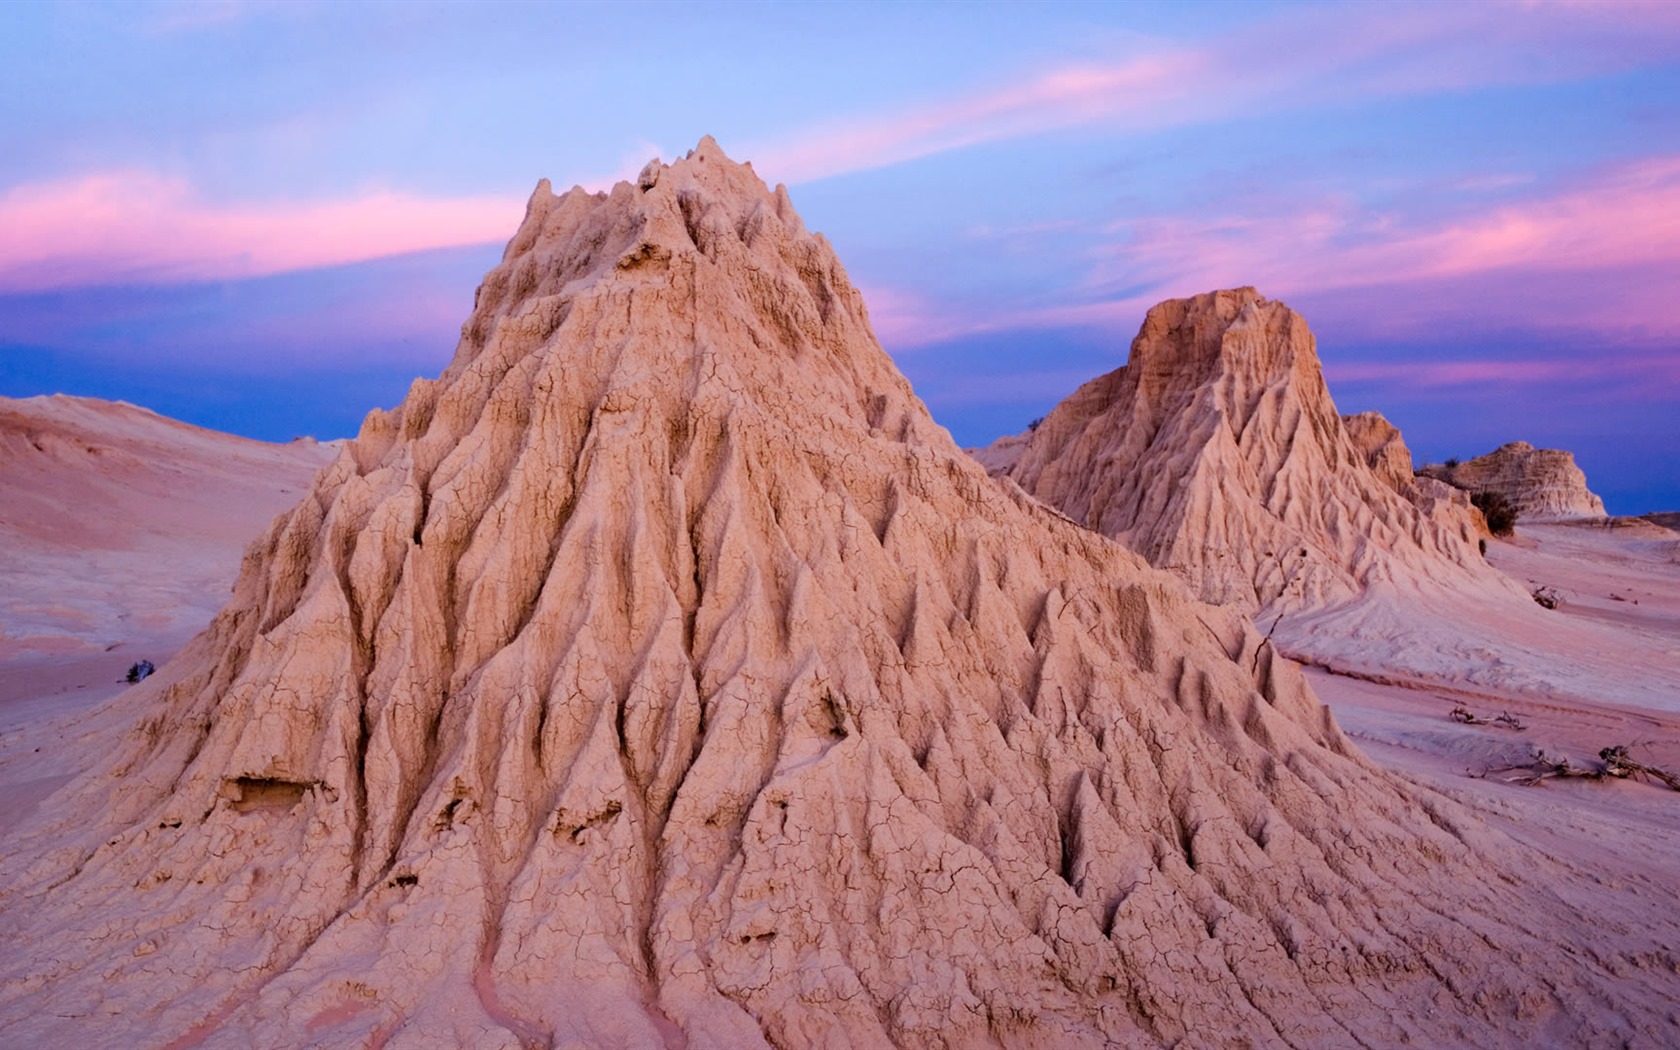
(1306, 519, 1680, 923)
(0, 395, 335, 840)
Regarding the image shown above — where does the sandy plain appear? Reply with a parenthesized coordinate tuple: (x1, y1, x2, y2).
(1305, 518, 1680, 949)
(0, 395, 335, 842)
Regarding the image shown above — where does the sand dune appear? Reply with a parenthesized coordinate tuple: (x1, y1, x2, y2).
(0, 394, 335, 661)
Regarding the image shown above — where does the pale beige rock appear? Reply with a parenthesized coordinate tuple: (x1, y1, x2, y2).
(973, 291, 1658, 706)
(988, 289, 1500, 615)
(2, 145, 1677, 1050)
(1340, 411, 1413, 495)
(1420, 440, 1608, 521)
(1342, 409, 1489, 536)
(966, 428, 1030, 474)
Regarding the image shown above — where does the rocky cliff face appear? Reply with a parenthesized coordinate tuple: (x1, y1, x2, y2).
(1420, 441, 1607, 521)
(1340, 411, 1414, 495)
(2, 148, 1672, 1049)
(987, 289, 1496, 615)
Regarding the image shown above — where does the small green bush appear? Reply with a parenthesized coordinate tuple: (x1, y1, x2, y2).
(1472, 490, 1517, 537)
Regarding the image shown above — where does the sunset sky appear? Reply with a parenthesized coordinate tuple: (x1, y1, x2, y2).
(3, 1, 1678, 512)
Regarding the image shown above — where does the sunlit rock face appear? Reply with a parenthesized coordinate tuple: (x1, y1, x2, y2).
(985, 288, 1497, 616)
(2, 146, 1675, 1050)
(1420, 440, 1608, 521)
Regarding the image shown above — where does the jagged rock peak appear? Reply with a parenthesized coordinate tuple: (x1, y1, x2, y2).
(1343, 409, 1489, 536)
(457, 134, 818, 365)
(3, 156, 1672, 1050)
(1420, 440, 1607, 521)
(1341, 411, 1414, 495)
(986, 287, 1495, 613)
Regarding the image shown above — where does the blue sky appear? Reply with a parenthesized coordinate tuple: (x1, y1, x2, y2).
(2, 0, 1678, 512)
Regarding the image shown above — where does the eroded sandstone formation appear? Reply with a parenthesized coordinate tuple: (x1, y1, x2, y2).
(1340, 411, 1414, 495)
(1419, 441, 1608, 521)
(984, 289, 1497, 615)
(1342, 409, 1488, 537)
(2, 145, 1674, 1049)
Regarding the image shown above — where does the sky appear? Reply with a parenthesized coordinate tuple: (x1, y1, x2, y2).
(2, 1, 1678, 514)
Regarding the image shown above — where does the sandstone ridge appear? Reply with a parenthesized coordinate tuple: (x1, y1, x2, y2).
(1341, 409, 1488, 536)
(1, 147, 1674, 1049)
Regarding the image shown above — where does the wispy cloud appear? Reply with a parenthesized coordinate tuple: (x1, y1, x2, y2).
(855, 283, 989, 350)
(750, 2, 1680, 186)
(142, 0, 257, 35)
(0, 171, 524, 292)
(1325, 351, 1680, 399)
(753, 51, 1208, 185)
(1099, 154, 1680, 327)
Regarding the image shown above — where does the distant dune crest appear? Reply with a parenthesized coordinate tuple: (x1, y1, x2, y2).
(0, 392, 334, 649)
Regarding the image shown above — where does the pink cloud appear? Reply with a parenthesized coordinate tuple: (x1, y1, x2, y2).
(1326, 360, 1581, 388)
(0, 171, 524, 292)
(855, 283, 1010, 350)
(1329, 157, 1680, 283)
(752, 51, 1207, 185)
(866, 152, 1680, 352)
(1324, 352, 1680, 398)
(1078, 155, 1680, 332)
(143, 0, 256, 35)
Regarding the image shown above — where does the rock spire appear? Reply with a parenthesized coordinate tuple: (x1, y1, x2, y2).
(987, 288, 1499, 615)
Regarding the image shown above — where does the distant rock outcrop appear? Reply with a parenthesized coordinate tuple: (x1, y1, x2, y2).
(2, 152, 1673, 1050)
(983, 288, 1496, 616)
(1419, 441, 1607, 521)
(1340, 410, 1414, 494)
(1342, 409, 1489, 536)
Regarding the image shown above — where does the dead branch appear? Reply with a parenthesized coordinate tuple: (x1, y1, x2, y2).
(1450, 705, 1527, 731)
(1599, 746, 1680, 791)
(1480, 750, 1590, 786)
(1479, 745, 1680, 791)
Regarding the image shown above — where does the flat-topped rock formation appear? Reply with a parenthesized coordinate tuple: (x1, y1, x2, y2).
(982, 288, 1501, 616)
(1419, 441, 1607, 521)
(3, 149, 1675, 1049)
